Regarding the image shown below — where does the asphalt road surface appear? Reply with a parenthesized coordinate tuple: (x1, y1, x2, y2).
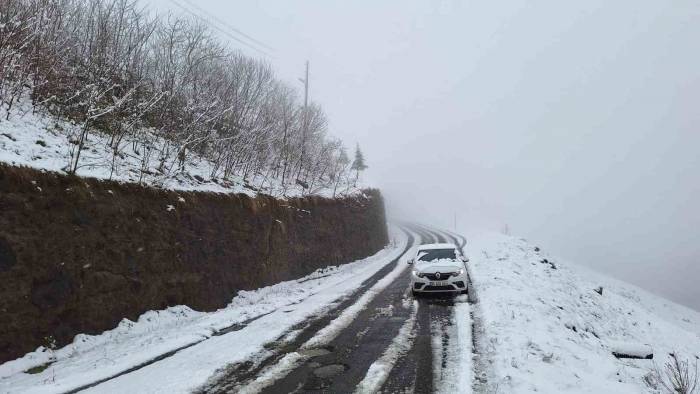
(203, 225, 473, 394)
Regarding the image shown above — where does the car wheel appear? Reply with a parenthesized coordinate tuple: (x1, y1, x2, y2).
(411, 290, 419, 297)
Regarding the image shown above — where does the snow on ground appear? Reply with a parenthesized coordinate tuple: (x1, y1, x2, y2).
(435, 298, 472, 394)
(303, 245, 414, 351)
(235, 231, 420, 393)
(0, 97, 352, 198)
(463, 231, 700, 393)
(354, 300, 418, 394)
(0, 227, 410, 394)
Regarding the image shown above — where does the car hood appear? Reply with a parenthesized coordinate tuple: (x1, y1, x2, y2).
(414, 258, 463, 273)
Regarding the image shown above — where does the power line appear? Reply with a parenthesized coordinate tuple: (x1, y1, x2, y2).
(180, 0, 274, 52)
(169, 0, 269, 56)
(168, 0, 272, 57)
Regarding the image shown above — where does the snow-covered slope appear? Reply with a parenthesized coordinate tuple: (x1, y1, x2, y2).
(0, 98, 351, 198)
(465, 232, 700, 393)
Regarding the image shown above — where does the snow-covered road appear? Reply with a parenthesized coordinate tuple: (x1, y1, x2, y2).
(5, 225, 695, 393)
(199, 226, 474, 394)
(10, 224, 696, 394)
(1, 225, 478, 394)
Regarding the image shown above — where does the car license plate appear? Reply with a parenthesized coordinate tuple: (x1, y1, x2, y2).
(430, 281, 448, 286)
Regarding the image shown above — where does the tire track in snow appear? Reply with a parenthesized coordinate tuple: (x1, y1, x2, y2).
(380, 227, 473, 394)
(379, 226, 451, 394)
(223, 226, 440, 394)
(441, 229, 494, 393)
(206, 226, 460, 394)
(353, 300, 418, 393)
(201, 228, 420, 393)
(380, 296, 434, 393)
(370, 227, 479, 394)
(62, 310, 276, 394)
(253, 229, 426, 393)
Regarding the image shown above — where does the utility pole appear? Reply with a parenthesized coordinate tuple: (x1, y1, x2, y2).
(301, 60, 309, 108)
(296, 61, 310, 185)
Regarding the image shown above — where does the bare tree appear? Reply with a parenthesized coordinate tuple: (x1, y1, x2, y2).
(1, 0, 358, 195)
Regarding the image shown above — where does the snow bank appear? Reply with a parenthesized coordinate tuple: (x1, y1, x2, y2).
(464, 232, 700, 393)
(435, 300, 472, 394)
(0, 227, 408, 394)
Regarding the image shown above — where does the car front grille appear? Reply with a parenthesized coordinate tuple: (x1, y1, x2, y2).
(423, 272, 456, 280)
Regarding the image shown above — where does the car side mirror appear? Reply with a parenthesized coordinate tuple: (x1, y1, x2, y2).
(407, 259, 414, 265)
(462, 257, 469, 263)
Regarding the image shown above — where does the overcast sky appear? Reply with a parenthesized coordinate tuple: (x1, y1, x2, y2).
(152, 0, 700, 311)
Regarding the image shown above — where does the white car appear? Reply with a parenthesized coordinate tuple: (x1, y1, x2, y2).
(408, 243, 469, 295)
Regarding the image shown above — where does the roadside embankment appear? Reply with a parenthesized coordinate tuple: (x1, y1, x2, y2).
(0, 164, 388, 363)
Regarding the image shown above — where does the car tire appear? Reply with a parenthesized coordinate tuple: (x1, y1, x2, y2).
(411, 290, 419, 297)
(460, 289, 468, 295)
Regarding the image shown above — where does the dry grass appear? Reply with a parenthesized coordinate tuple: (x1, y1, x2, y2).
(653, 353, 699, 394)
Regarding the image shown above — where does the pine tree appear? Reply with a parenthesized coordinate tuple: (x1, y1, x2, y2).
(351, 144, 368, 187)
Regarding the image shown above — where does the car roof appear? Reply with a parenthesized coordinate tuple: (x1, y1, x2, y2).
(417, 243, 458, 251)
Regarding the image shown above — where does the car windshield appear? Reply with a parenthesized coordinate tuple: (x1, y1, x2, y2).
(417, 248, 456, 262)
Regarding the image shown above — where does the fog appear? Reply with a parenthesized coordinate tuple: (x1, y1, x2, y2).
(153, 0, 700, 310)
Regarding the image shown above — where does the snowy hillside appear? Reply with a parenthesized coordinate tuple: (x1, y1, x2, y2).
(464, 232, 700, 393)
(0, 98, 357, 198)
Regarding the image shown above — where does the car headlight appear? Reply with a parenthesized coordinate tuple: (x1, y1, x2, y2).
(412, 270, 422, 277)
(457, 268, 465, 276)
